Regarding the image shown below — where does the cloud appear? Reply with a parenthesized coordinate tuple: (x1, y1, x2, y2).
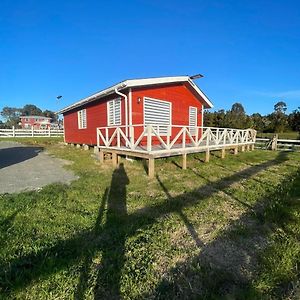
(254, 90, 300, 99)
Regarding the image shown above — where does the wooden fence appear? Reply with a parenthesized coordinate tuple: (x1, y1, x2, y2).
(256, 137, 300, 151)
(0, 127, 64, 138)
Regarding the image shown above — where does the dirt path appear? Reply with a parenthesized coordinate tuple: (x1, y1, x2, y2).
(0, 141, 78, 194)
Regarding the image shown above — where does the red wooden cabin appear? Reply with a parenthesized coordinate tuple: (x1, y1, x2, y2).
(20, 115, 51, 129)
(58, 76, 213, 146)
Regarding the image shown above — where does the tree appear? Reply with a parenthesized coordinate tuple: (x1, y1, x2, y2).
(271, 101, 288, 133)
(21, 104, 43, 116)
(43, 110, 57, 122)
(274, 101, 287, 114)
(250, 113, 264, 131)
(0, 106, 21, 127)
(224, 103, 250, 129)
(231, 103, 246, 115)
(288, 107, 300, 132)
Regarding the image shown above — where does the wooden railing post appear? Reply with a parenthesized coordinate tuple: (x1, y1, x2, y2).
(31, 126, 34, 137)
(147, 125, 152, 152)
(12, 126, 15, 137)
(117, 128, 121, 148)
(182, 127, 186, 148)
(206, 128, 210, 147)
(130, 126, 134, 148)
(195, 127, 199, 144)
(105, 128, 109, 145)
(97, 129, 100, 147)
(167, 125, 171, 149)
(48, 128, 51, 137)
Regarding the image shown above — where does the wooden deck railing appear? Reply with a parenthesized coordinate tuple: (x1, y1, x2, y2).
(96, 124, 256, 153)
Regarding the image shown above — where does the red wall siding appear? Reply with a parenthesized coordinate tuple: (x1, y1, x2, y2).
(131, 83, 205, 145)
(131, 83, 204, 126)
(63, 94, 126, 145)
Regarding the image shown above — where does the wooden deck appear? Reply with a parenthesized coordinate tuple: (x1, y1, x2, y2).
(96, 125, 256, 177)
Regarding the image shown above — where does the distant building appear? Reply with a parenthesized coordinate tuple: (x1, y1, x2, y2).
(20, 115, 52, 129)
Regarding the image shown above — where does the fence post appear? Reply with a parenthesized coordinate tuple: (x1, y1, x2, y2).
(12, 126, 15, 137)
(271, 134, 278, 151)
(48, 127, 51, 137)
(31, 126, 34, 137)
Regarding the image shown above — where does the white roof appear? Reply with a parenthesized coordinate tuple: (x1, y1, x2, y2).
(20, 115, 51, 119)
(57, 76, 213, 114)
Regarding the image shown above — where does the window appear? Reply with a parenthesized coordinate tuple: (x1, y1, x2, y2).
(189, 106, 197, 135)
(144, 97, 171, 136)
(107, 98, 121, 126)
(78, 109, 87, 129)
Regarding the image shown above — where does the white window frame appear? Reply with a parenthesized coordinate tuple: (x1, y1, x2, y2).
(143, 97, 172, 136)
(107, 98, 122, 126)
(189, 106, 197, 136)
(77, 109, 87, 129)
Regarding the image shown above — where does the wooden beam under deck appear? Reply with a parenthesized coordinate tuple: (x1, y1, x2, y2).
(98, 142, 255, 177)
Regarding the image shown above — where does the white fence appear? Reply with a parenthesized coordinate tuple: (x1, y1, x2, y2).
(256, 138, 300, 151)
(97, 124, 256, 154)
(0, 127, 64, 138)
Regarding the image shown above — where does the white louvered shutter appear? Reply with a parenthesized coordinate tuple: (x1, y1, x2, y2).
(189, 107, 197, 135)
(78, 109, 87, 129)
(107, 98, 121, 126)
(114, 99, 121, 125)
(82, 109, 87, 128)
(144, 97, 171, 136)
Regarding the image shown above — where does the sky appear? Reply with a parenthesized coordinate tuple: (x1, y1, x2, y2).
(0, 0, 300, 116)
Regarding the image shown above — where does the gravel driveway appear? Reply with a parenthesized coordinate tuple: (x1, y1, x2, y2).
(0, 141, 78, 194)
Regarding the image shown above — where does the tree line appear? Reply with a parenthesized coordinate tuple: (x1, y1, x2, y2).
(204, 101, 300, 134)
(0, 104, 57, 128)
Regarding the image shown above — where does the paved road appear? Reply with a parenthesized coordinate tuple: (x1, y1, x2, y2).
(0, 141, 78, 194)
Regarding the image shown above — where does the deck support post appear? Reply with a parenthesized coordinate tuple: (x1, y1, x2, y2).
(94, 146, 99, 154)
(112, 152, 118, 168)
(234, 147, 238, 155)
(221, 148, 226, 159)
(246, 144, 250, 151)
(182, 153, 187, 170)
(241, 145, 245, 152)
(99, 151, 104, 164)
(251, 144, 255, 151)
(148, 157, 155, 178)
(205, 149, 210, 163)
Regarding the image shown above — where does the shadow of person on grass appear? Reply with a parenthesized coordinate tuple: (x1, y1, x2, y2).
(94, 163, 129, 299)
(74, 163, 129, 299)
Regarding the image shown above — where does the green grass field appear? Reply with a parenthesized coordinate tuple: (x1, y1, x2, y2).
(0, 138, 300, 299)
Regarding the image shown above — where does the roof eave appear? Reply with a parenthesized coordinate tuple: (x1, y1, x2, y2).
(57, 76, 213, 114)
